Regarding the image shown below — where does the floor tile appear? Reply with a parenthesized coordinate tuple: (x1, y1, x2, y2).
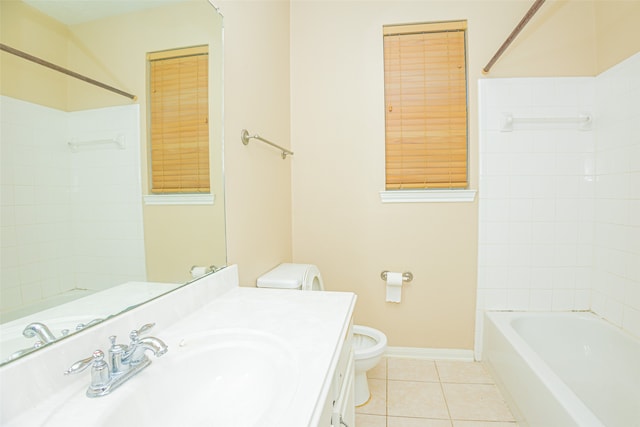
(356, 413, 386, 427)
(368, 357, 387, 379)
(436, 361, 493, 384)
(442, 383, 515, 422)
(388, 358, 439, 382)
(355, 357, 517, 426)
(388, 380, 449, 419)
(388, 416, 453, 427)
(357, 378, 386, 415)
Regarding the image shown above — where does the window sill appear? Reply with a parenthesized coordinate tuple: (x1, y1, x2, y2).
(144, 194, 215, 205)
(379, 189, 476, 203)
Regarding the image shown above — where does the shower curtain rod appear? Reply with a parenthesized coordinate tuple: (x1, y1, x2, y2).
(0, 43, 137, 101)
(482, 0, 546, 74)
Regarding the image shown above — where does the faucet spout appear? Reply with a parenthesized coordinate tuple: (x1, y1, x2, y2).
(23, 322, 57, 344)
(124, 336, 168, 365)
(138, 336, 169, 356)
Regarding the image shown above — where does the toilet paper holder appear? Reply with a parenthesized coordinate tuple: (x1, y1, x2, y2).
(380, 271, 413, 283)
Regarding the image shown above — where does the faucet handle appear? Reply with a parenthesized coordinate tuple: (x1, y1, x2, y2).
(129, 323, 155, 342)
(65, 350, 111, 395)
(65, 350, 106, 375)
(137, 323, 156, 335)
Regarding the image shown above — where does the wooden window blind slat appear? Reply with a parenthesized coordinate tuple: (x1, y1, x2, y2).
(383, 21, 468, 190)
(148, 47, 210, 194)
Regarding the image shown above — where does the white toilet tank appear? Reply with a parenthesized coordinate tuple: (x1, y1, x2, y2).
(257, 263, 324, 291)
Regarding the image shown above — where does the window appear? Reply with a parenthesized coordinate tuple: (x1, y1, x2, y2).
(383, 21, 468, 190)
(148, 46, 209, 194)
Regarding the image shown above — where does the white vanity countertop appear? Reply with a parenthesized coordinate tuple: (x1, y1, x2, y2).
(1, 266, 356, 427)
(161, 286, 357, 426)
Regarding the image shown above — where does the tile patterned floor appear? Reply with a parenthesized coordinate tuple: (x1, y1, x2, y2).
(355, 358, 519, 427)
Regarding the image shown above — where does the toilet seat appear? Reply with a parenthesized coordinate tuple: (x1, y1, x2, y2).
(353, 325, 387, 360)
(257, 263, 324, 291)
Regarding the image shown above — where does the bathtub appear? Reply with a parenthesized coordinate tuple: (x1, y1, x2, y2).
(483, 311, 640, 427)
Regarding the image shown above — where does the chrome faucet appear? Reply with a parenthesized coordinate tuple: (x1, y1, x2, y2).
(65, 323, 168, 397)
(23, 322, 57, 344)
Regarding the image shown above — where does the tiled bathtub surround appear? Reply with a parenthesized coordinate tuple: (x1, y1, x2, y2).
(478, 77, 596, 315)
(356, 357, 517, 427)
(0, 97, 145, 316)
(477, 52, 640, 354)
(592, 53, 640, 334)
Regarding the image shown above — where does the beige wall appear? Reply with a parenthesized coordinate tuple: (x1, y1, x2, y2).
(0, 1, 69, 109)
(287, 0, 638, 350)
(219, 1, 294, 285)
(594, 0, 640, 73)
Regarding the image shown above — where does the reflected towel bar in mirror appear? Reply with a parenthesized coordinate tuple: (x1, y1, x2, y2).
(241, 129, 293, 159)
(68, 135, 126, 152)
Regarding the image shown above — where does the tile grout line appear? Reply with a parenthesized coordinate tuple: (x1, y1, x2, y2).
(359, 357, 519, 427)
(435, 361, 454, 426)
(385, 357, 389, 427)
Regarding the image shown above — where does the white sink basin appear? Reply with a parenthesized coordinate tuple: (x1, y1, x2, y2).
(45, 328, 300, 427)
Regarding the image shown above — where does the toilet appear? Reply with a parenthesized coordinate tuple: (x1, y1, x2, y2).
(257, 263, 387, 406)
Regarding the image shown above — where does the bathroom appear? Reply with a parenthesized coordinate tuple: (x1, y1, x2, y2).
(1, 0, 639, 426)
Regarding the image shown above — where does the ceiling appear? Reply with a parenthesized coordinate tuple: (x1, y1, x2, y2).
(21, 0, 190, 25)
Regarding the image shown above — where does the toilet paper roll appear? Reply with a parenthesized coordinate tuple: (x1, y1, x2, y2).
(385, 271, 403, 303)
(191, 266, 208, 278)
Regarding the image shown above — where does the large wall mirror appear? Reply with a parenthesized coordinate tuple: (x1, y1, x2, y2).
(0, 0, 225, 365)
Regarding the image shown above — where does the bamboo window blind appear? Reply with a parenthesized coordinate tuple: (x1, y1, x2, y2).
(148, 46, 210, 194)
(383, 21, 468, 190)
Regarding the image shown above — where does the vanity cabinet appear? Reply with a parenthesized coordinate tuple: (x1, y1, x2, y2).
(318, 320, 355, 427)
(332, 349, 355, 427)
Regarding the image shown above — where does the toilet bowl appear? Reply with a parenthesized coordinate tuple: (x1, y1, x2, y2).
(257, 263, 387, 407)
(352, 324, 387, 406)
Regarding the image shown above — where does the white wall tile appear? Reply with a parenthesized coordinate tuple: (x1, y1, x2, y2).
(574, 290, 591, 310)
(529, 289, 553, 311)
(480, 289, 508, 311)
(0, 97, 146, 313)
(507, 289, 530, 310)
(551, 289, 575, 311)
(476, 55, 640, 348)
(479, 55, 640, 336)
(478, 79, 596, 320)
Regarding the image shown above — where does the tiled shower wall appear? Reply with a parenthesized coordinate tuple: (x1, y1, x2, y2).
(478, 76, 596, 313)
(1, 97, 73, 313)
(476, 52, 640, 355)
(592, 53, 640, 337)
(0, 96, 146, 314)
(67, 105, 146, 292)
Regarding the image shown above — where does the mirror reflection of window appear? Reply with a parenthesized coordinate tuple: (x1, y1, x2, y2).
(148, 45, 210, 195)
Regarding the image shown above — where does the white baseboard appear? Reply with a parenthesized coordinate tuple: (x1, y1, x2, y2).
(385, 346, 475, 361)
